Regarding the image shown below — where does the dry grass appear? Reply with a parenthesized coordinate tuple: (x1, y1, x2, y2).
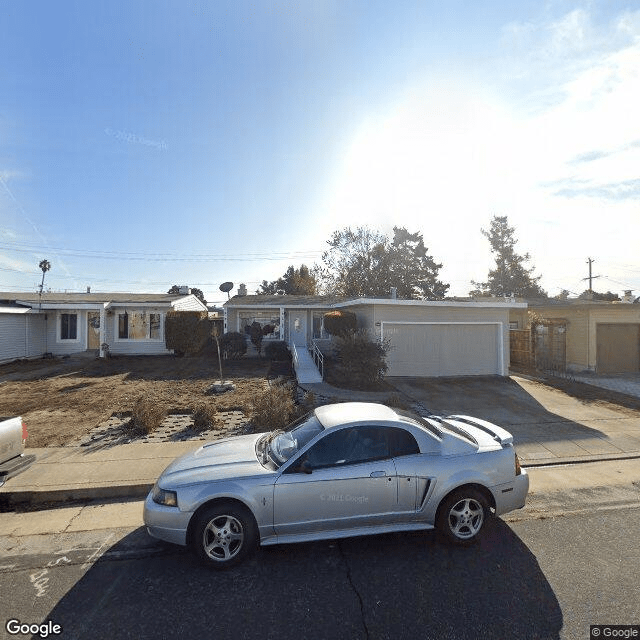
(249, 383, 296, 431)
(129, 396, 166, 435)
(191, 402, 222, 432)
(0, 355, 275, 446)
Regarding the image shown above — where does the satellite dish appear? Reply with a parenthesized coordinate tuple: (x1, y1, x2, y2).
(219, 282, 234, 299)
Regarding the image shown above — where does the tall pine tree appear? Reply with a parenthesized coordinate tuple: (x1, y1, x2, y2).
(471, 216, 546, 298)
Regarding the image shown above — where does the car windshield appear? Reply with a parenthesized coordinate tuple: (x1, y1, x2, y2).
(269, 413, 324, 466)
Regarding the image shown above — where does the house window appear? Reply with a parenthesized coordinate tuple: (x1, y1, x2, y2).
(118, 311, 161, 340)
(312, 312, 329, 339)
(60, 313, 77, 340)
(509, 321, 519, 330)
(238, 311, 280, 338)
(150, 313, 161, 339)
(119, 313, 129, 339)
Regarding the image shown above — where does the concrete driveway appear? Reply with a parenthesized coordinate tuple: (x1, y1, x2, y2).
(391, 375, 640, 464)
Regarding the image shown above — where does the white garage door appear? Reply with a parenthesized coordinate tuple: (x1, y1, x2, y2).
(383, 323, 502, 377)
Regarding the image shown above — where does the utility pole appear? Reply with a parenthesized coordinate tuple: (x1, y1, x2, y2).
(583, 257, 601, 292)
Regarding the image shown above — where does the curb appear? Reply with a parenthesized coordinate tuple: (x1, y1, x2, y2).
(3, 453, 640, 511)
(521, 451, 640, 468)
(0, 483, 152, 509)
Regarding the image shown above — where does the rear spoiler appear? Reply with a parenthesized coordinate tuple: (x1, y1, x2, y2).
(446, 415, 513, 445)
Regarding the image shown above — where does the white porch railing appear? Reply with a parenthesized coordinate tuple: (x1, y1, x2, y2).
(311, 341, 324, 380)
(289, 340, 323, 383)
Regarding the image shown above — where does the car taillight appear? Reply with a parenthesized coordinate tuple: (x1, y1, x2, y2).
(22, 421, 28, 443)
(515, 452, 522, 475)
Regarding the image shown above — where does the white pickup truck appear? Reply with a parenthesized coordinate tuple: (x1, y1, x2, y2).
(0, 417, 35, 487)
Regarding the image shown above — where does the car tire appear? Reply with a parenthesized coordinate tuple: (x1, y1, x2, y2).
(192, 503, 258, 569)
(436, 487, 489, 546)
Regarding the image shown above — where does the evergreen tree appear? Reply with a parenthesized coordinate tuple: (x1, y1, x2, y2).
(470, 216, 547, 298)
(316, 226, 449, 299)
(258, 264, 317, 295)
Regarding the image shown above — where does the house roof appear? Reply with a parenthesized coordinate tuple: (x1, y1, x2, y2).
(225, 294, 351, 307)
(224, 293, 526, 309)
(0, 292, 192, 306)
(525, 297, 639, 308)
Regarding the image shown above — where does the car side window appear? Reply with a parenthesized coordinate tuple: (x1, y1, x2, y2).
(389, 427, 420, 457)
(304, 426, 390, 469)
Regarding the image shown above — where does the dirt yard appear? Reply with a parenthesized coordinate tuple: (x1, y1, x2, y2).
(0, 355, 276, 447)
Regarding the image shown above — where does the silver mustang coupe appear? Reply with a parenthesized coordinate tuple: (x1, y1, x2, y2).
(144, 402, 528, 568)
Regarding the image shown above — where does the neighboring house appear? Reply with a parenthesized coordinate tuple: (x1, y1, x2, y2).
(0, 291, 208, 363)
(224, 294, 526, 379)
(509, 295, 640, 374)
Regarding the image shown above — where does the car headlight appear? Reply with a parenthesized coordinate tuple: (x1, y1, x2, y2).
(152, 484, 178, 507)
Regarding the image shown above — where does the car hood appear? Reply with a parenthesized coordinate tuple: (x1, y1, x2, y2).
(159, 433, 272, 487)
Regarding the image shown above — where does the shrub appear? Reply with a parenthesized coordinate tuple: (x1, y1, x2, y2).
(323, 310, 357, 336)
(264, 340, 292, 361)
(219, 332, 247, 359)
(249, 384, 296, 431)
(165, 311, 211, 356)
(330, 330, 391, 389)
(129, 396, 166, 435)
(191, 403, 221, 432)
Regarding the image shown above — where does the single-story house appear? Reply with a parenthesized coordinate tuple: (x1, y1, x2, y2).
(224, 293, 526, 379)
(0, 291, 208, 363)
(509, 296, 640, 374)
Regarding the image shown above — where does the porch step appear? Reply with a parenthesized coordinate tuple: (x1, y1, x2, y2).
(292, 345, 323, 384)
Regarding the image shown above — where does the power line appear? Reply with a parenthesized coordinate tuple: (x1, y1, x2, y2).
(0, 241, 322, 262)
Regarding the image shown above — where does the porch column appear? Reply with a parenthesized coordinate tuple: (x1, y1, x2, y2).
(279, 307, 285, 341)
(99, 307, 106, 358)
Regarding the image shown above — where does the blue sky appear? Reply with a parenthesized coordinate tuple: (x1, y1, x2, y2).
(1, 0, 639, 304)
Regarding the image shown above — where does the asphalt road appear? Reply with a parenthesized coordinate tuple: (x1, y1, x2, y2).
(1, 504, 639, 640)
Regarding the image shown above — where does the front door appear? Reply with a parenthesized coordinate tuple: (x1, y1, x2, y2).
(288, 312, 307, 347)
(87, 312, 100, 349)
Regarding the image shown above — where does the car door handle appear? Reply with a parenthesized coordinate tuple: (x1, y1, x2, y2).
(370, 471, 387, 478)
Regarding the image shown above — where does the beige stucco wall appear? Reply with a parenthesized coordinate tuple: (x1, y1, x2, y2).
(524, 304, 640, 372)
(345, 302, 514, 376)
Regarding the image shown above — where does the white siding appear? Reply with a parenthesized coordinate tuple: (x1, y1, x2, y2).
(46, 310, 87, 356)
(0, 314, 48, 362)
(26, 314, 46, 357)
(173, 295, 207, 311)
(0, 315, 28, 362)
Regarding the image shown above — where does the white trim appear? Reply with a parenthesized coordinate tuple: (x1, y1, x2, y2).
(336, 298, 527, 309)
(0, 307, 30, 314)
(380, 321, 506, 376)
(225, 298, 527, 311)
(32, 303, 104, 311)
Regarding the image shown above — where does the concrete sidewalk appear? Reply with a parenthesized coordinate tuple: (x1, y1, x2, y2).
(1, 458, 639, 539)
(1, 426, 640, 508)
(0, 442, 197, 507)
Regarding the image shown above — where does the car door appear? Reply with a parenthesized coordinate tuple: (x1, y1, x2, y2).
(273, 426, 398, 537)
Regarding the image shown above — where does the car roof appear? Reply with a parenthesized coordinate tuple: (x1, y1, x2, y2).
(314, 402, 400, 429)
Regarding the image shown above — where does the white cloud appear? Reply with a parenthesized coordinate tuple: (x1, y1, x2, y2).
(314, 6, 640, 297)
